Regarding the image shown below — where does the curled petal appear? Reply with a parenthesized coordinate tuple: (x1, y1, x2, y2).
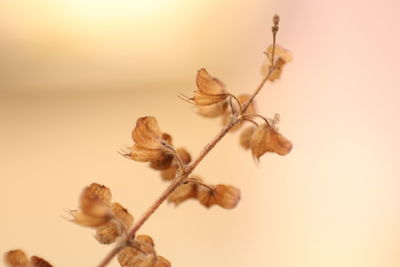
(130, 144, 164, 162)
(132, 117, 163, 150)
(196, 68, 226, 95)
(251, 124, 292, 160)
(192, 91, 228, 106)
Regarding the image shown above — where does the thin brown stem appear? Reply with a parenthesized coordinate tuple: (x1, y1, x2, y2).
(98, 16, 280, 267)
(241, 113, 270, 125)
(185, 177, 215, 191)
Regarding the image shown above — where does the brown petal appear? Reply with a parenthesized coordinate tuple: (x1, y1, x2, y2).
(197, 101, 228, 118)
(80, 184, 112, 218)
(132, 117, 163, 150)
(72, 211, 110, 227)
(130, 144, 164, 162)
(240, 126, 256, 149)
(30, 256, 53, 267)
(112, 202, 134, 230)
(214, 185, 241, 209)
(136, 235, 154, 247)
(149, 153, 174, 170)
(4, 250, 29, 267)
(155, 256, 171, 267)
(95, 221, 121, 244)
(251, 124, 292, 160)
(192, 91, 228, 106)
(196, 68, 226, 95)
(197, 185, 216, 208)
(168, 182, 197, 206)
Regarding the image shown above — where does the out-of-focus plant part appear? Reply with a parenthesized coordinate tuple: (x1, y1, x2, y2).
(4, 250, 53, 267)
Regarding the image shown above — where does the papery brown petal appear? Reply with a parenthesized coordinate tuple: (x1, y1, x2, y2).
(130, 145, 164, 162)
(196, 68, 226, 95)
(30, 256, 53, 267)
(160, 165, 178, 181)
(161, 133, 172, 145)
(197, 101, 228, 118)
(155, 256, 171, 267)
(95, 221, 121, 244)
(4, 250, 29, 267)
(214, 184, 241, 209)
(80, 184, 111, 218)
(168, 182, 197, 206)
(118, 247, 143, 267)
(132, 117, 163, 150)
(251, 124, 292, 160)
(197, 185, 216, 208)
(266, 44, 292, 63)
(192, 91, 228, 106)
(136, 235, 154, 247)
(240, 127, 256, 150)
(72, 211, 110, 227)
(112, 202, 134, 230)
(149, 153, 174, 170)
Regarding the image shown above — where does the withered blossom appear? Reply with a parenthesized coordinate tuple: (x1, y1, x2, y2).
(4, 250, 53, 267)
(261, 44, 292, 81)
(251, 123, 292, 160)
(161, 148, 191, 181)
(192, 68, 228, 106)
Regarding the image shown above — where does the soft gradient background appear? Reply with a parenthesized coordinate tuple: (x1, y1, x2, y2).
(1, 0, 399, 266)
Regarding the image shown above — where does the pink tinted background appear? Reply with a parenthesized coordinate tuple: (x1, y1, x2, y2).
(1, 0, 399, 267)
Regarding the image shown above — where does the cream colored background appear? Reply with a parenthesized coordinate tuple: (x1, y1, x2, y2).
(1, 0, 400, 267)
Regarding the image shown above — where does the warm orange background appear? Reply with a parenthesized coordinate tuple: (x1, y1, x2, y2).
(1, 1, 399, 267)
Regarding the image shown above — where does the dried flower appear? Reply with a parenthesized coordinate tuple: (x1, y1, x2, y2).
(191, 68, 228, 106)
(112, 202, 134, 230)
(129, 117, 172, 162)
(261, 44, 292, 81)
(251, 123, 292, 160)
(240, 126, 256, 149)
(4, 251, 53, 267)
(161, 148, 191, 181)
(95, 221, 122, 244)
(167, 176, 201, 205)
(214, 184, 241, 209)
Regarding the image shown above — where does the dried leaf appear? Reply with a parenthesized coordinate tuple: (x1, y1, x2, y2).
(251, 124, 292, 160)
(112, 202, 134, 230)
(240, 126, 256, 149)
(30, 256, 53, 267)
(4, 250, 29, 267)
(132, 117, 163, 150)
(95, 221, 121, 244)
(214, 184, 241, 209)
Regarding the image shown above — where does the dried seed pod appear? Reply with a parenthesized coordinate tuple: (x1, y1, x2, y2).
(214, 185, 241, 209)
(95, 221, 121, 244)
(168, 182, 197, 206)
(191, 68, 228, 106)
(261, 44, 292, 82)
(112, 202, 134, 230)
(240, 126, 256, 149)
(197, 185, 216, 208)
(132, 117, 163, 150)
(155, 256, 171, 267)
(80, 183, 112, 217)
(136, 235, 154, 247)
(30, 256, 53, 267)
(4, 250, 29, 267)
(118, 247, 143, 267)
(251, 123, 292, 160)
(149, 153, 174, 170)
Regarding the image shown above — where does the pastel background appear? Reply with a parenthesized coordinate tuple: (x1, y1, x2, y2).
(1, 0, 399, 267)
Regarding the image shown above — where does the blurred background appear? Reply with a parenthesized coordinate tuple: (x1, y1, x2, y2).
(1, 0, 400, 266)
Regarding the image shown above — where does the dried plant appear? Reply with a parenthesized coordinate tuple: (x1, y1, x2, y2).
(4, 15, 292, 267)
